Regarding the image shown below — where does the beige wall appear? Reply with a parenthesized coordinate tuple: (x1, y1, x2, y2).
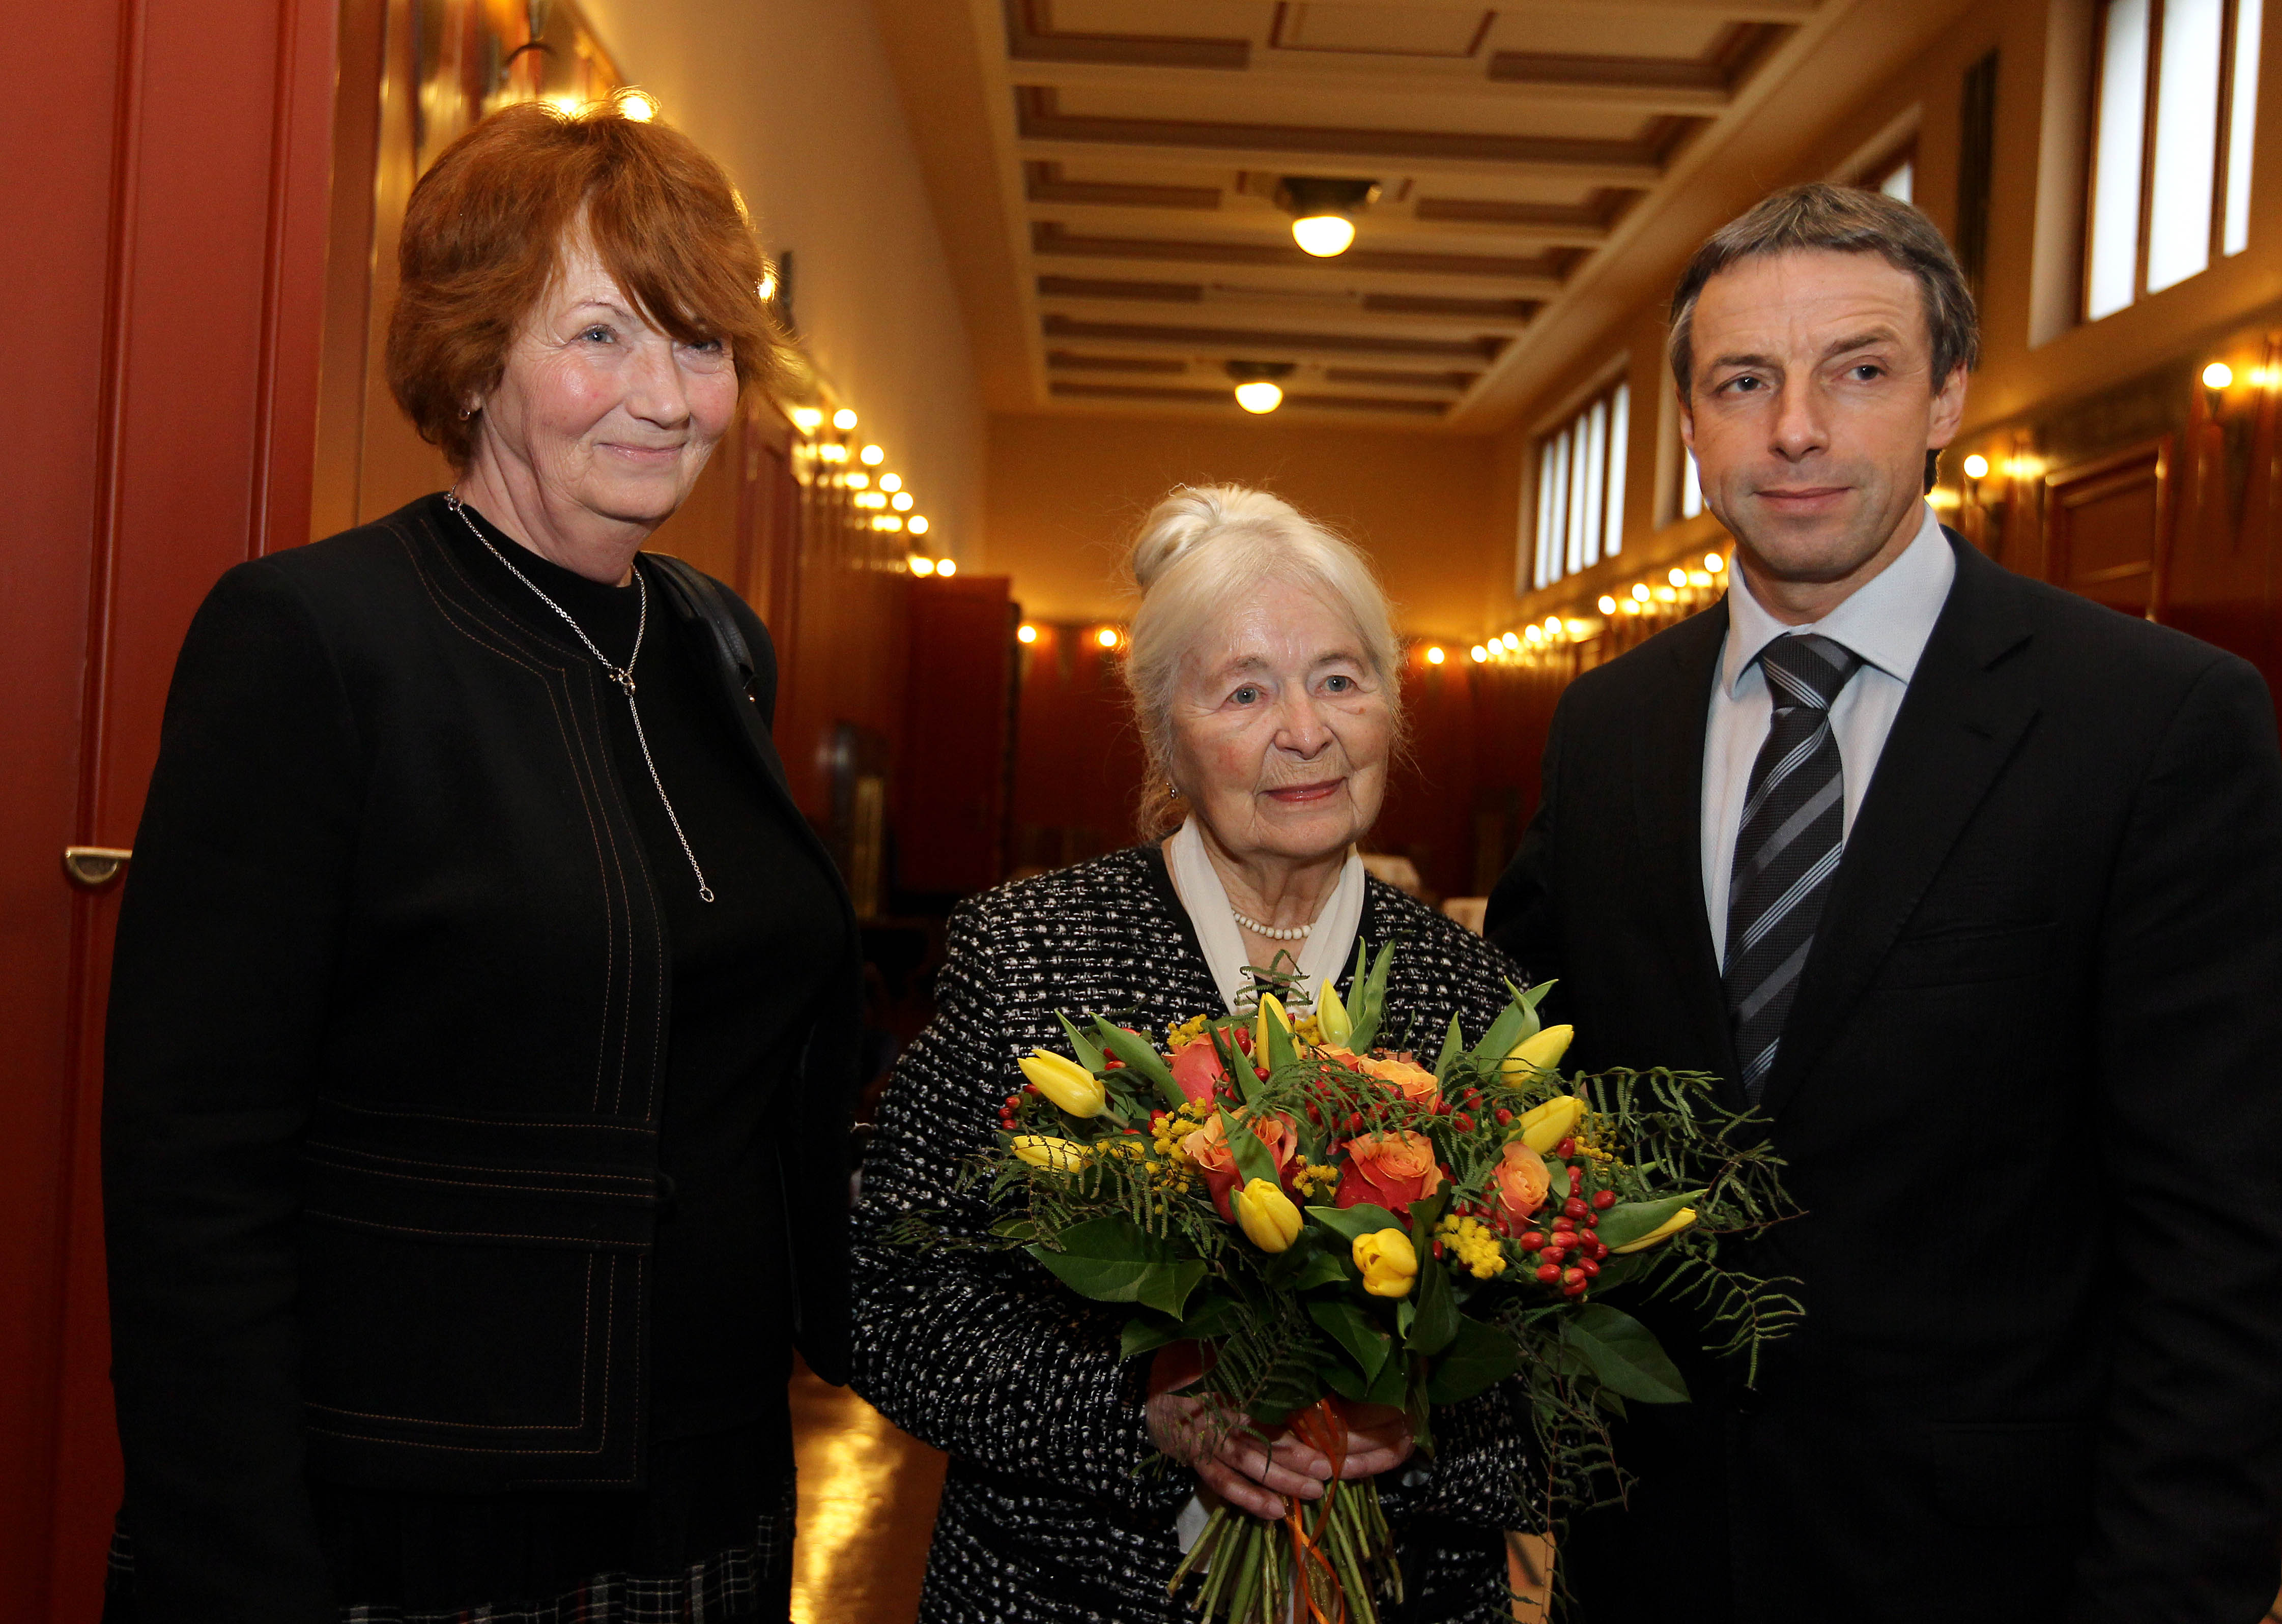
(1490, 0, 2282, 636)
(581, 0, 987, 561)
(981, 413, 1499, 640)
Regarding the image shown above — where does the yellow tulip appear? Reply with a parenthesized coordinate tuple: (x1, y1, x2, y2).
(1018, 1049, 1107, 1118)
(1315, 981, 1353, 1048)
(1352, 1228, 1418, 1298)
(1512, 1093, 1586, 1154)
(1504, 1024, 1574, 1076)
(1255, 993, 1293, 1058)
(1232, 1178, 1302, 1253)
(1609, 1207, 1698, 1254)
(1010, 1134, 1089, 1173)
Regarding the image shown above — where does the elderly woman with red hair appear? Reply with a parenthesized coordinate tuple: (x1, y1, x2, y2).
(101, 99, 858, 1623)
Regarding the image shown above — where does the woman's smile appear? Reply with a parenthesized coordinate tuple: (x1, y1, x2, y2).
(1264, 779, 1343, 805)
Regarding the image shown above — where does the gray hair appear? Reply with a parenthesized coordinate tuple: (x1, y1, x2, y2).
(1668, 182, 1980, 399)
(1123, 485, 1404, 839)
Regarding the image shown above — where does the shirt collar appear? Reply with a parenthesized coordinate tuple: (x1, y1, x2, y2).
(1719, 502, 1956, 698)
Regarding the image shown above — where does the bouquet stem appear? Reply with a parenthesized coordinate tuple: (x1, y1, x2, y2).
(1169, 1401, 1399, 1623)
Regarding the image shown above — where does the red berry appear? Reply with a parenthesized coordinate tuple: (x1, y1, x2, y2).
(1563, 1282, 1589, 1298)
(1347, 1113, 1364, 1134)
(1586, 1239, 1609, 1260)
(1535, 1263, 1561, 1284)
(1541, 1245, 1566, 1266)
(1555, 1137, 1576, 1158)
(1495, 1109, 1513, 1126)
(1591, 1190, 1617, 1210)
(1579, 1258, 1601, 1279)
(1562, 1266, 1585, 1286)
(1551, 1216, 1575, 1233)
(1519, 1231, 1546, 1251)
(1454, 1113, 1475, 1132)
(1564, 1197, 1589, 1220)
(1582, 1213, 1598, 1228)
(1432, 1240, 1445, 1259)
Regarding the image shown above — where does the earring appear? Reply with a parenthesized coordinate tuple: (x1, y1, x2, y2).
(1167, 781, 1182, 798)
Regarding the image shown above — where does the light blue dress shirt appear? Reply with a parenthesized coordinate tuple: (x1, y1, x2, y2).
(1700, 503, 1957, 969)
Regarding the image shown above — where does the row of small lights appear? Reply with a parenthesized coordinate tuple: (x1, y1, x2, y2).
(1951, 361, 2269, 494)
(1466, 552, 1729, 664)
(784, 405, 953, 576)
(1015, 623, 1123, 648)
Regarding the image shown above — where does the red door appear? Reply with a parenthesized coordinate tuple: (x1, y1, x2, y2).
(0, 2, 334, 1616)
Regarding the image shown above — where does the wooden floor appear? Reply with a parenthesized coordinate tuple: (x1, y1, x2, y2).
(788, 1359, 946, 1623)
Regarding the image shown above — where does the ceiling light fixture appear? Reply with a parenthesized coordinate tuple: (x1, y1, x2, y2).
(1227, 360, 1297, 414)
(1277, 176, 1379, 258)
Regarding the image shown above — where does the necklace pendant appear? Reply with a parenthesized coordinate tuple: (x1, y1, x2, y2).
(613, 670, 637, 696)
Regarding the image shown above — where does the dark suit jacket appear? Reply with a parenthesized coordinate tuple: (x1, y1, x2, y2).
(1487, 533, 2282, 1624)
(103, 494, 862, 1620)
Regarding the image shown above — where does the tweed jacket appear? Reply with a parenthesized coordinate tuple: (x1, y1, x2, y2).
(851, 845, 1532, 1624)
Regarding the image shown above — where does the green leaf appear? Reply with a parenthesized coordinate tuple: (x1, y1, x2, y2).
(1547, 1161, 1573, 1203)
(1406, 1243, 1459, 1355)
(1366, 1350, 1412, 1408)
(1465, 1000, 1532, 1071)
(1304, 1202, 1405, 1243)
(1286, 1249, 1348, 1291)
(1025, 1216, 1206, 1318)
(1262, 1004, 1302, 1074)
(1560, 1304, 1690, 1404)
(1307, 1299, 1392, 1384)
(1094, 1020, 1185, 1110)
(1349, 941, 1397, 1053)
(1179, 1293, 1246, 1342)
(1120, 1313, 1183, 1360)
(1425, 1314, 1523, 1404)
(1216, 1106, 1279, 1188)
(1394, 1298, 1416, 1339)
(1406, 1190, 1449, 1242)
(1432, 1013, 1465, 1081)
(1053, 1012, 1104, 1072)
(1592, 1192, 1704, 1252)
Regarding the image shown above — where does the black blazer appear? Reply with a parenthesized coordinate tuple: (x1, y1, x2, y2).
(1487, 533, 2282, 1624)
(102, 495, 862, 1619)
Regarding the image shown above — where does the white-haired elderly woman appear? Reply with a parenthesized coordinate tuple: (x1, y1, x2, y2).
(851, 485, 1531, 1622)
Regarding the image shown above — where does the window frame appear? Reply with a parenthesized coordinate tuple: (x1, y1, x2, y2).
(2081, 0, 2260, 321)
(1524, 374, 1632, 593)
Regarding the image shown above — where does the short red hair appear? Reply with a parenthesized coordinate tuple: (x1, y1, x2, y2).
(387, 97, 789, 468)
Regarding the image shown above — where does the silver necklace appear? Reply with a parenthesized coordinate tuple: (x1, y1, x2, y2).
(1231, 907, 1311, 942)
(447, 494, 714, 904)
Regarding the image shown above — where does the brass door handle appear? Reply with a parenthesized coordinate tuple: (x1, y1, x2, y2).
(63, 847, 133, 888)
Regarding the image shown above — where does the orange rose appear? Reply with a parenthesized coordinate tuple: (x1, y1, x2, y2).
(1335, 1130, 1447, 1218)
(1169, 1039, 1231, 1105)
(1358, 1053, 1440, 1111)
(1490, 1141, 1551, 1233)
(1182, 1110, 1300, 1220)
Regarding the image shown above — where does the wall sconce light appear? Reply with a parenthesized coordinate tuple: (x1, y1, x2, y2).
(1705, 552, 1725, 573)
(908, 555, 935, 576)
(832, 408, 858, 431)
(891, 492, 914, 511)
(1017, 623, 1039, 644)
(860, 444, 885, 466)
(1500, 631, 1520, 651)
(1227, 360, 1297, 414)
(1631, 583, 1651, 601)
(907, 515, 929, 535)
(2203, 361, 2235, 389)
(1598, 595, 1618, 614)
(1276, 176, 1379, 257)
(880, 474, 901, 492)
(1096, 627, 1121, 650)
(618, 90, 659, 123)
(1961, 453, 1990, 480)
(790, 407, 822, 434)
(1470, 644, 1489, 662)
(1424, 645, 1445, 665)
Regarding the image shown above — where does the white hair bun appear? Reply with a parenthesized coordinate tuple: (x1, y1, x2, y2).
(1129, 484, 1305, 593)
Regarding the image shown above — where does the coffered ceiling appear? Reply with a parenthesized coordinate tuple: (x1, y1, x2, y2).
(891, 0, 1878, 429)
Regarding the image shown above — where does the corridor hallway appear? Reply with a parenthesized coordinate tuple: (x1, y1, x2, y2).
(9, 0, 2282, 1619)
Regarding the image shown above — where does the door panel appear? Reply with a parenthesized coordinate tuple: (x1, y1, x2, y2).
(0, 1, 336, 1617)
(2044, 439, 2174, 620)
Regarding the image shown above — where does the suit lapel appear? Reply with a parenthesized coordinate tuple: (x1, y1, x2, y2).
(1632, 601, 1741, 1099)
(1755, 536, 2040, 1116)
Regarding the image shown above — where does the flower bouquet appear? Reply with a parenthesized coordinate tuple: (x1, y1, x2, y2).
(938, 941, 1798, 1622)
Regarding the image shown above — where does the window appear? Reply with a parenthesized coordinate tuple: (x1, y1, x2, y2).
(1864, 146, 1916, 204)
(2085, 0, 2263, 320)
(1529, 379, 1630, 590)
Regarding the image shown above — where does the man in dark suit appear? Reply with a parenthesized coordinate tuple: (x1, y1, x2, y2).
(1487, 183, 2282, 1623)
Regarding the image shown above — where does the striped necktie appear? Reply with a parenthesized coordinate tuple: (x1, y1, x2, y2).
(1724, 632, 1864, 1101)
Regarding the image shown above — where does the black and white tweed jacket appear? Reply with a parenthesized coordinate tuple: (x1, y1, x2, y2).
(851, 845, 1533, 1623)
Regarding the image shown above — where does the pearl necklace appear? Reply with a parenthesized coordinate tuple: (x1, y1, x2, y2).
(1231, 908, 1311, 942)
